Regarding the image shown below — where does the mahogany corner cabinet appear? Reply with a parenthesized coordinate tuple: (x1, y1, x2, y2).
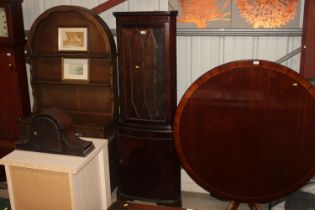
(114, 11, 181, 206)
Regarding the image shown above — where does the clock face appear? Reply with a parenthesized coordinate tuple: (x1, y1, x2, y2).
(0, 7, 8, 37)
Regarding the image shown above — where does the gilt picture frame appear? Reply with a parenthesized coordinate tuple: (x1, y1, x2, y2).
(62, 58, 89, 81)
(58, 27, 88, 51)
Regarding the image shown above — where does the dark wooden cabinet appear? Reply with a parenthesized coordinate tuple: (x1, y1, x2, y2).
(300, 0, 315, 79)
(114, 11, 181, 206)
(0, 0, 30, 181)
(25, 6, 119, 189)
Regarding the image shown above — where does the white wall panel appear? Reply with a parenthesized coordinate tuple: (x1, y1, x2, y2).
(124, 0, 167, 11)
(22, 0, 45, 30)
(69, 0, 99, 8)
(42, 0, 71, 9)
(22, 0, 69, 30)
(285, 37, 302, 71)
(177, 36, 192, 101)
(223, 36, 256, 62)
(128, 0, 150, 11)
(22, 0, 167, 30)
(99, 2, 129, 29)
(177, 35, 302, 102)
(257, 37, 288, 61)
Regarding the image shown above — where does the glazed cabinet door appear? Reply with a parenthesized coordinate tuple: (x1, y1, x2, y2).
(118, 25, 169, 126)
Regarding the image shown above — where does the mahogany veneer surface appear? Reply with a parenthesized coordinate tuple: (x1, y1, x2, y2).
(174, 60, 315, 202)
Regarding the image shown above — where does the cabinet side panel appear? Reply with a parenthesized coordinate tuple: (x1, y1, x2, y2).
(9, 166, 72, 210)
(72, 148, 110, 210)
(5, 166, 16, 210)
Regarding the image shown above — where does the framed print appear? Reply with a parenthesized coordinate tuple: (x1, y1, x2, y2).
(58, 27, 88, 51)
(62, 58, 89, 81)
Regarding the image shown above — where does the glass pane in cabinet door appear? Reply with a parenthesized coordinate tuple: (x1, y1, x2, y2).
(0, 8, 8, 37)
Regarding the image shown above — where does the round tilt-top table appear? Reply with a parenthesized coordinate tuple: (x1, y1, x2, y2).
(173, 60, 315, 209)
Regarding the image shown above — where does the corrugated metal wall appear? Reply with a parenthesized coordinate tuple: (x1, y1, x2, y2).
(22, 0, 168, 29)
(176, 34, 302, 100)
(22, 0, 304, 193)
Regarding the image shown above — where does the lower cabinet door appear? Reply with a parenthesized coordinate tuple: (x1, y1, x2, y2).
(118, 133, 181, 203)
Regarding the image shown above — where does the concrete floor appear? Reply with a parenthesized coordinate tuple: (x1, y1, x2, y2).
(181, 191, 270, 210)
(111, 191, 270, 210)
(0, 188, 8, 199)
(112, 189, 315, 210)
(111, 179, 315, 210)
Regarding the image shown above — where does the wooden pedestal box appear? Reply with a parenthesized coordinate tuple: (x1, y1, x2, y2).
(0, 138, 111, 210)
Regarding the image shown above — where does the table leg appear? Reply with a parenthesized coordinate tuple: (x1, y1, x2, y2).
(226, 201, 240, 210)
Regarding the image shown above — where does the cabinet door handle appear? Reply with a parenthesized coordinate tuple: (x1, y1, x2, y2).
(134, 65, 140, 69)
(6, 53, 14, 70)
(75, 132, 83, 137)
(8, 63, 14, 70)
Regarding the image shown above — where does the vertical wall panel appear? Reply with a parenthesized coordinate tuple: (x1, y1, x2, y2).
(99, 2, 129, 29)
(257, 37, 289, 61)
(22, 0, 45, 30)
(177, 36, 192, 101)
(25, 65, 33, 110)
(158, 0, 168, 10)
(42, 0, 71, 9)
(69, 0, 99, 8)
(127, 0, 165, 11)
(223, 36, 256, 63)
(177, 34, 302, 105)
(198, 37, 212, 73)
(23, 0, 69, 30)
(286, 37, 302, 71)
(191, 37, 202, 82)
(22, 0, 166, 30)
(208, 37, 222, 70)
(127, 0, 142, 11)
